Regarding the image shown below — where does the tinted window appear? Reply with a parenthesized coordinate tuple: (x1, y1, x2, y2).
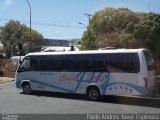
(95, 53, 139, 73)
(29, 53, 139, 73)
(94, 54, 108, 72)
(31, 55, 69, 71)
(68, 54, 94, 72)
(31, 55, 52, 71)
(53, 55, 69, 71)
(124, 53, 140, 73)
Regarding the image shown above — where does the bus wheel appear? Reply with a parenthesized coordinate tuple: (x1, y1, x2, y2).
(22, 83, 32, 94)
(87, 87, 100, 101)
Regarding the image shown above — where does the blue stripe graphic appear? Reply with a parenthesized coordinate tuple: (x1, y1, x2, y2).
(19, 72, 148, 95)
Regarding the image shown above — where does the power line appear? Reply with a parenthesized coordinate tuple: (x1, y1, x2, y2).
(0, 17, 86, 29)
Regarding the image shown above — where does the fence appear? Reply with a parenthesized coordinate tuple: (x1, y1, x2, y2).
(0, 59, 18, 78)
(0, 58, 160, 94)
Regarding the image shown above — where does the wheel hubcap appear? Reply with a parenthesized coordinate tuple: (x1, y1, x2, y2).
(90, 90, 98, 100)
(24, 85, 31, 93)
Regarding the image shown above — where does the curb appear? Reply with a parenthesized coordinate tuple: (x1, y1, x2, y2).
(0, 79, 14, 84)
(0, 77, 15, 84)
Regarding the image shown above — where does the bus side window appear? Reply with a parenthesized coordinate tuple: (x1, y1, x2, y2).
(124, 53, 140, 73)
(94, 54, 108, 72)
(31, 58, 38, 71)
(86, 60, 93, 71)
(107, 54, 118, 73)
(71, 54, 94, 72)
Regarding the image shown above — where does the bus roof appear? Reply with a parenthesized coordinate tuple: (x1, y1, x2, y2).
(26, 49, 146, 56)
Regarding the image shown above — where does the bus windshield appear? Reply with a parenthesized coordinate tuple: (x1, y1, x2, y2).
(18, 57, 31, 72)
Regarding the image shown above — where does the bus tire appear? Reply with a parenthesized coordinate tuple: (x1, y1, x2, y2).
(22, 83, 32, 94)
(87, 86, 100, 101)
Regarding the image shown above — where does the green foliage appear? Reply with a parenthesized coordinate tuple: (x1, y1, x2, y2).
(133, 13, 160, 57)
(80, 8, 139, 50)
(0, 20, 43, 57)
(119, 33, 142, 48)
(80, 8, 160, 58)
(80, 29, 97, 50)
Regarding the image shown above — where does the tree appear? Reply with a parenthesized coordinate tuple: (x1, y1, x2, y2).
(126, 13, 160, 57)
(22, 28, 43, 53)
(80, 8, 139, 50)
(80, 29, 97, 50)
(0, 20, 43, 57)
(80, 8, 160, 58)
(95, 32, 120, 48)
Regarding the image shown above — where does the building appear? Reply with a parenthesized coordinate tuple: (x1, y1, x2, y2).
(41, 38, 80, 52)
(42, 38, 69, 47)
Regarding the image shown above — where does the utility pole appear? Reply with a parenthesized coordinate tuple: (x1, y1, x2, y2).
(149, 0, 150, 12)
(84, 13, 93, 23)
(25, 0, 32, 52)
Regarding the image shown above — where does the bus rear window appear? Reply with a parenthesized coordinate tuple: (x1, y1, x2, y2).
(143, 50, 154, 71)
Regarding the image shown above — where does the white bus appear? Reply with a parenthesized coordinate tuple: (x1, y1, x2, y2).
(15, 49, 155, 100)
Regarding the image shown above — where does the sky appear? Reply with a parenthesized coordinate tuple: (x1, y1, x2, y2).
(0, 0, 159, 40)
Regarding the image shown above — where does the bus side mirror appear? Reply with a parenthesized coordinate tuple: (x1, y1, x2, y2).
(19, 59, 22, 64)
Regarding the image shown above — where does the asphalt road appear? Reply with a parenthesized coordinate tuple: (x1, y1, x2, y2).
(0, 81, 160, 114)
